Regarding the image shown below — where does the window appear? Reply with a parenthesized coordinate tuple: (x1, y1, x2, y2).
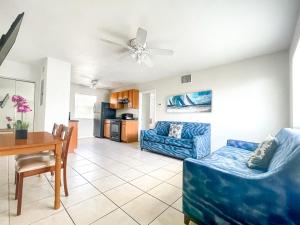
(74, 94, 96, 119)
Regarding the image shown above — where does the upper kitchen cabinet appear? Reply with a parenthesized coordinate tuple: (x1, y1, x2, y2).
(110, 92, 123, 109)
(110, 89, 139, 109)
(128, 89, 139, 109)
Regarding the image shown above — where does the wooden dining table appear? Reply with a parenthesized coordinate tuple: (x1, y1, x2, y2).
(0, 132, 63, 209)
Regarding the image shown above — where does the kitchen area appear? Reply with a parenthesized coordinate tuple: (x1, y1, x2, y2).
(93, 89, 139, 143)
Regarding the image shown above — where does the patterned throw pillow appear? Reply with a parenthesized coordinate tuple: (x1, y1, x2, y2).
(168, 123, 183, 139)
(247, 135, 278, 171)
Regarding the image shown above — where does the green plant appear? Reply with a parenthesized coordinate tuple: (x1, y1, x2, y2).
(14, 120, 29, 130)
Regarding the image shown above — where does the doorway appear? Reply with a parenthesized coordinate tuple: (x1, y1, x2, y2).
(138, 90, 156, 138)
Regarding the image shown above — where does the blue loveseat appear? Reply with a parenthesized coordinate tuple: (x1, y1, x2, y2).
(183, 128, 300, 225)
(140, 121, 211, 159)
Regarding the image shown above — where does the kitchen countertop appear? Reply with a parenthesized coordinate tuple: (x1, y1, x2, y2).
(69, 119, 79, 122)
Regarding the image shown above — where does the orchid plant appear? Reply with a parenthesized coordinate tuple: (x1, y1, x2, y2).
(12, 95, 32, 130)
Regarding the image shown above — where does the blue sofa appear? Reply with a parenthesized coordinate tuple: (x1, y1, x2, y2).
(183, 128, 300, 225)
(140, 121, 211, 159)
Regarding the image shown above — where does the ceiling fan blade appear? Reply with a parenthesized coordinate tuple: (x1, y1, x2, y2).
(142, 55, 153, 67)
(136, 27, 147, 47)
(148, 48, 174, 56)
(100, 38, 132, 50)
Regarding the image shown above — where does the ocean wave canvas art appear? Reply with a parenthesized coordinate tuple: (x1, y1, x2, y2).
(167, 90, 212, 112)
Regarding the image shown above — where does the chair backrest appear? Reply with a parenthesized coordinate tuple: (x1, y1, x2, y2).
(52, 123, 64, 138)
(268, 128, 300, 170)
(155, 121, 210, 139)
(60, 126, 73, 166)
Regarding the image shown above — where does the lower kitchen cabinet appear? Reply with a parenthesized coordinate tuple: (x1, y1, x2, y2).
(104, 120, 111, 138)
(121, 120, 138, 143)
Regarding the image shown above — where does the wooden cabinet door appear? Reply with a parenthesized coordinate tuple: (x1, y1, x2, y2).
(104, 122, 111, 138)
(121, 124, 126, 142)
(122, 90, 129, 99)
(110, 92, 124, 109)
(110, 93, 118, 109)
(132, 89, 139, 109)
(128, 90, 133, 108)
(121, 121, 138, 143)
(127, 89, 139, 109)
(116, 92, 123, 109)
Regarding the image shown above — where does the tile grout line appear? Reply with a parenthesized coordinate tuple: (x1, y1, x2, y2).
(70, 149, 183, 224)
(44, 174, 77, 225)
(72, 160, 142, 225)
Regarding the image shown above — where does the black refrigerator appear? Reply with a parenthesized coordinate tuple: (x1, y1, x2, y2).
(93, 102, 116, 138)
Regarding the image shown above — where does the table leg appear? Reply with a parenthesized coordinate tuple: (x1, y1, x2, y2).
(54, 143, 62, 209)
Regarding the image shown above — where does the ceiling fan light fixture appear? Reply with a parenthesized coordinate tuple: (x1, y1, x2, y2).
(90, 79, 98, 89)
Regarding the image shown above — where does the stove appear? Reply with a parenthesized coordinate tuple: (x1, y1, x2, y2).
(110, 119, 121, 142)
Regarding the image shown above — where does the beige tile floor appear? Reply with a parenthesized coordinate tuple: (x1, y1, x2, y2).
(0, 138, 197, 225)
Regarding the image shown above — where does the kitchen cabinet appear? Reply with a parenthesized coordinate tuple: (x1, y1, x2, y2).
(110, 89, 139, 109)
(110, 92, 123, 109)
(121, 90, 129, 99)
(121, 120, 138, 143)
(104, 119, 111, 138)
(128, 89, 139, 109)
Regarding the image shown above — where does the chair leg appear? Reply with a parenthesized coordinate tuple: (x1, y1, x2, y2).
(50, 171, 54, 176)
(15, 173, 19, 200)
(17, 173, 24, 216)
(63, 168, 68, 196)
(184, 214, 190, 225)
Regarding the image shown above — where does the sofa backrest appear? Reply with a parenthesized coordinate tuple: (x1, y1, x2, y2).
(155, 121, 210, 139)
(268, 128, 300, 170)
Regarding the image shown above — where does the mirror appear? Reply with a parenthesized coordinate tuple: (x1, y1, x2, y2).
(0, 77, 35, 132)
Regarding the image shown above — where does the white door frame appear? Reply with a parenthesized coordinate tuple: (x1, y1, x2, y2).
(138, 89, 156, 139)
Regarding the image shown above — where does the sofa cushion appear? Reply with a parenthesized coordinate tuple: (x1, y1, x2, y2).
(143, 132, 165, 144)
(155, 121, 171, 136)
(201, 146, 263, 175)
(142, 140, 192, 159)
(247, 135, 278, 171)
(165, 137, 193, 149)
(168, 123, 183, 138)
(181, 123, 209, 139)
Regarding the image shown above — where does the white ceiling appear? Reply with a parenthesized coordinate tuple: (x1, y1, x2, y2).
(0, 0, 299, 89)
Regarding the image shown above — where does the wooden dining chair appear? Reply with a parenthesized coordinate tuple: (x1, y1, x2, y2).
(14, 123, 64, 184)
(14, 126, 73, 215)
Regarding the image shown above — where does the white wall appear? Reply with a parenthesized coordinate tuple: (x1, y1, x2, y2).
(70, 83, 109, 138)
(0, 59, 41, 131)
(0, 60, 40, 81)
(116, 51, 290, 151)
(40, 57, 71, 132)
(290, 13, 300, 128)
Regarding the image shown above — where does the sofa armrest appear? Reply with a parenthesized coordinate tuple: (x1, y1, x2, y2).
(192, 132, 211, 159)
(227, 139, 259, 151)
(140, 129, 158, 149)
(183, 158, 280, 223)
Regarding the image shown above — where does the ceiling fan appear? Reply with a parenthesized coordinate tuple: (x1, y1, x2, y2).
(90, 79, 98, 89)
(100, 27, 174, 67)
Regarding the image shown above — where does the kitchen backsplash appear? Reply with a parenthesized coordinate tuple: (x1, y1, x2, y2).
(116, 108, 138, 118)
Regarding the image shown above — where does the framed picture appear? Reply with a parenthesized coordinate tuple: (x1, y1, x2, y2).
(167, 90, 212, 113)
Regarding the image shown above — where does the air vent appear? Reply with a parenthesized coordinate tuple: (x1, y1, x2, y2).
(181, 74, 191, 84)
